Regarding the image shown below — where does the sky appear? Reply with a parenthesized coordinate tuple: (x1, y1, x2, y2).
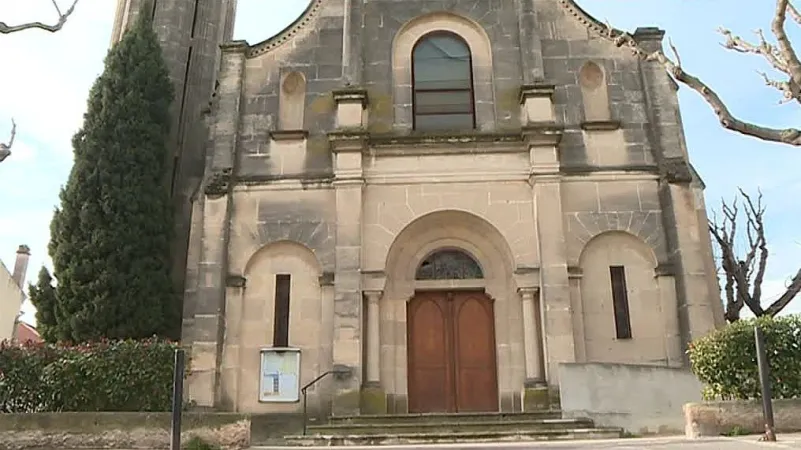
(0, 0, 799, 325)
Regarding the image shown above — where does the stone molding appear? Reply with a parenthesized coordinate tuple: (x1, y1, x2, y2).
(269, 130, 308, 141)
(248, 0, 325, 58)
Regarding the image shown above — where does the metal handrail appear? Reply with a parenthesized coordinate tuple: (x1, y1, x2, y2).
(301, 368, 349, 435)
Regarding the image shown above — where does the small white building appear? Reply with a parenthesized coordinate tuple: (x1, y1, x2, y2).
(0, 245, 30, 342)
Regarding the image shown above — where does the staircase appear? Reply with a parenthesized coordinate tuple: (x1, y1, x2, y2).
(283, 410, 624, 446)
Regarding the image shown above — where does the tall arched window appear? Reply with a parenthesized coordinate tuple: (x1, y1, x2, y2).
(412, 32, 476, 131)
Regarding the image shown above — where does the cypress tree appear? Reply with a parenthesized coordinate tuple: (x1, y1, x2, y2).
(28, 267, 61, 343)
(48, 13, 178, 342)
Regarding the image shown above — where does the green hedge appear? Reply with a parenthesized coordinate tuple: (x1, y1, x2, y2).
(689, 315, 801, 401)
(0, 338, 180, 413)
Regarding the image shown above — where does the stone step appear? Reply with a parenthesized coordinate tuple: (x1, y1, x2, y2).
(309, 418, 595, 435)
(327, 410, 562, 425)
(283, 428, 624, 446)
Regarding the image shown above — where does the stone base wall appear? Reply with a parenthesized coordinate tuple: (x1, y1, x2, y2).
(0, 413, 251, 450)
(684, 399, 801, 438)
(559, 362, 704, 435)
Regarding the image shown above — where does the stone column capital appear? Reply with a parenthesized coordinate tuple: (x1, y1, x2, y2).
(518, 287, 539, 300)
(364, 290, 383, 303)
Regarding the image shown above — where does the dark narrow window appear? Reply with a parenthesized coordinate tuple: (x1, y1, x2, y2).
(609, 266, 632, 340)
(412, 32, 475, 131)
(273, 274, 291, 347)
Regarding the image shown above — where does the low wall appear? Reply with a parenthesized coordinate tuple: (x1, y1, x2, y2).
(0, 412, 253, 450)
(558, 362, 704, 435)
(684, 399, 801, 438)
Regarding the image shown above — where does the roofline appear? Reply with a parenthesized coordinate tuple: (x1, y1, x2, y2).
(247, 0, 324, 58)
(557, 0, 665, 43)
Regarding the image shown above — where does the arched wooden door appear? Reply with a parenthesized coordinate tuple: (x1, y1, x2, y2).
(407, 290, 499, 413)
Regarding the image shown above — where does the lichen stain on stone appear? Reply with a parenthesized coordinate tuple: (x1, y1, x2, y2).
(367, 89, 394, 133)
(495, 86, 521, 117)
(309, 93, 335, 116)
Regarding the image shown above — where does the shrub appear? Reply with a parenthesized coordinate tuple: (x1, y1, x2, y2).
(688, 315, 801, 400)
(0, 338, 180, 412)
(184, 436, 222, 450)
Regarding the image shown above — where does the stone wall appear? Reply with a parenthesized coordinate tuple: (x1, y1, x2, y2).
(0, 413, 252, 450)
(684, 399, 801, 438)
(559, 362, 704, 435)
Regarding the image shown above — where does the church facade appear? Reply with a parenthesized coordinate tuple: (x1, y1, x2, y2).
(112, 0, 724, 416)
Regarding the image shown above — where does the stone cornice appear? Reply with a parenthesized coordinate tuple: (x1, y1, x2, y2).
(333, 88, 369, 108)
(557, 0, 664, 45)
(329, 130, 369, 153)
(247, 0, 324, 58)
(370, 131, 523, 148)
(521, 122, 564, 146)
(519, 83, 556, 104)
(580, 120, 621, 131)
(270, 130, 308, 141)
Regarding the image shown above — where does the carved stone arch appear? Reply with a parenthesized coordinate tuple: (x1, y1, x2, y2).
(392, 12, 495, 131)
(254, 221, 336, 272)
(244, 239, 322, 276)
(566, 211, 666, 266)
(578, 61, 611, 122)
(279, 71, 307, 130)
(384, 210, 514, 293)
(578, 231, 657, 270)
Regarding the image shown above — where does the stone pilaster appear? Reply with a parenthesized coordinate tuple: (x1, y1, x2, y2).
(516, 0, 544, 82)
(533, 178, 575, 385)
(519, 287, 549, 412)
(329, 89, 369, 415)
(317, 273, 337, 417)
(636, 28, 721, 356)
(183, 42, 246, 409)
(656, 265, 684, 366)
(518, 288, 545, 385)
(364, 290, 382, 385)
(521, 83, 574, 385)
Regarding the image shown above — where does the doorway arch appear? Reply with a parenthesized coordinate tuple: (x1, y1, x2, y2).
(380, 210, 520, 413)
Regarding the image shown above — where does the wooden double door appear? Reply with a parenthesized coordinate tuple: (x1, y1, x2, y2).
(407, 290, 499, 413)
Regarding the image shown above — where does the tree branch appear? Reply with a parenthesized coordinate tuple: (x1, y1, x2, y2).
(0, 119, 15, 163)
(788, 1, 801, 24)
(709, 203, 747, 321)
(764, 268, 801, 316)
(566, 1, 801, 146)
(740, 188, 769, 306)
(0, 0, 79, 34)
(719, 28, 789, 75)
(772, 0, 801, 88)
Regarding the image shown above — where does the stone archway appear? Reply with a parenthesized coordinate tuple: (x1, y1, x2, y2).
(377, 210, 521, 413)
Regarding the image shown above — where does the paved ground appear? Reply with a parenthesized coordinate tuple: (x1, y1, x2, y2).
(251, 433, 801, 449)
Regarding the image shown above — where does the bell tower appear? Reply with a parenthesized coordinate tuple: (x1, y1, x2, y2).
(110, 0, 238, 297)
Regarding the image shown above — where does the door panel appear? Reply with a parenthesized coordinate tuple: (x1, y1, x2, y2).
(453, 293, 499, 412)
(407, 293, 451, 413)
(407, 290, 498, 413)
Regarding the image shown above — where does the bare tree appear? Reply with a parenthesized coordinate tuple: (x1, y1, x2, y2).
(561, 0, 801, 146)
(0, 0, 79, 164)
(708, 188, 801, 322)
